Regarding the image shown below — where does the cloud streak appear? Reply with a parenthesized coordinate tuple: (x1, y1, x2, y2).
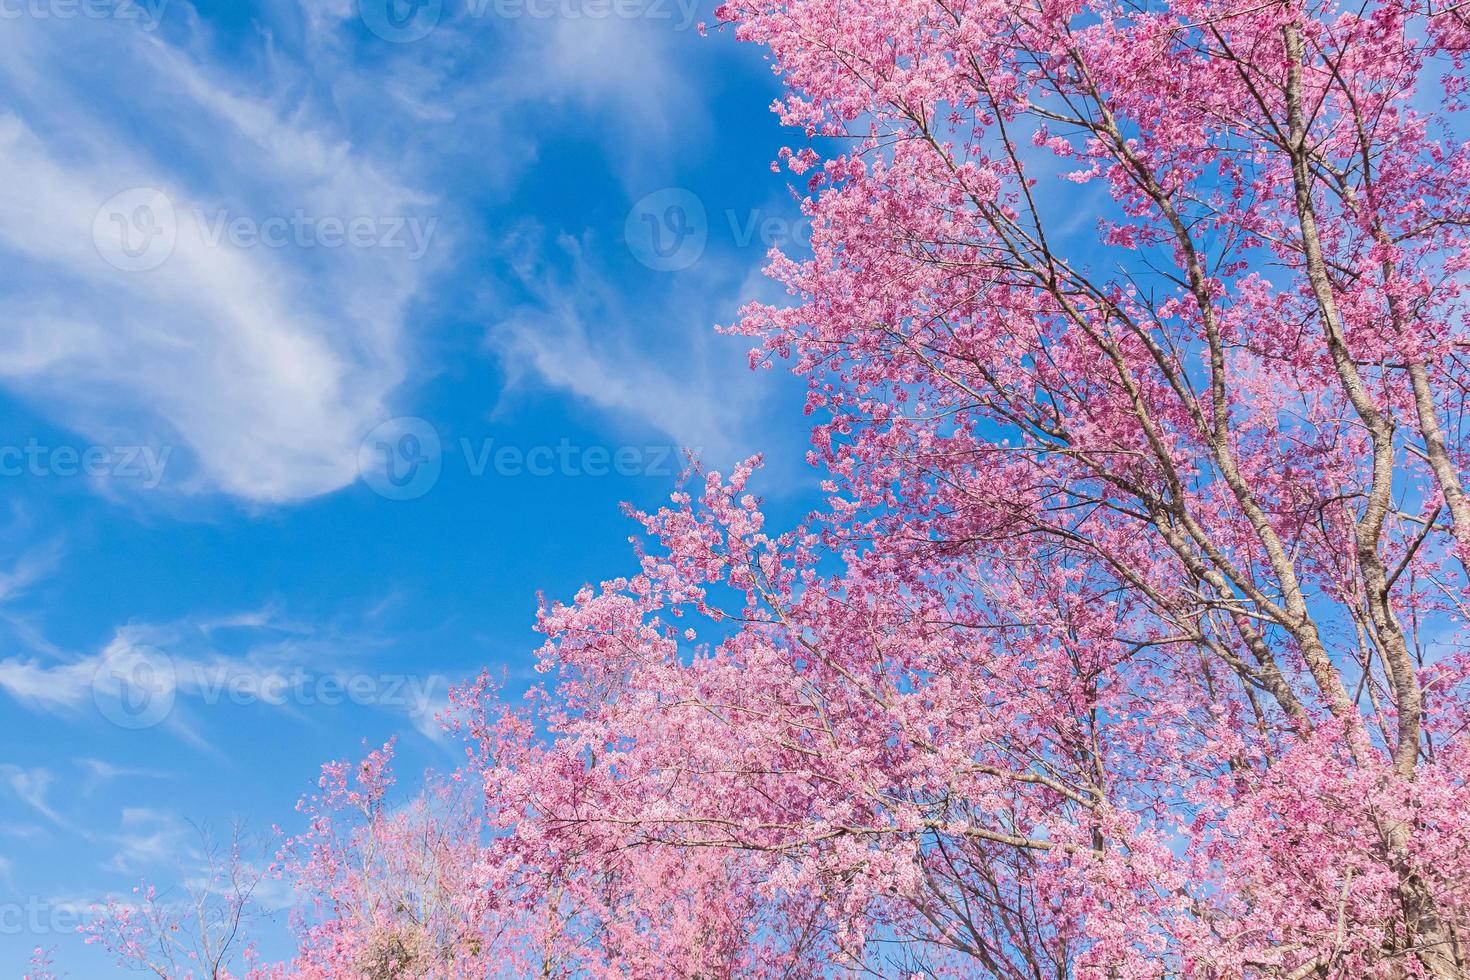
(0, 16, 437, 503)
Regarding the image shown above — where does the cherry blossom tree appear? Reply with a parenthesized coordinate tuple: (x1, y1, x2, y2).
(25, 946, 60, 980)
(466, 0, 1470, 972)
(82, 824, 265, 979)
(86, 0, 1470, 975)
(217, 731, 796, 978)
(258, 740, 505, 979)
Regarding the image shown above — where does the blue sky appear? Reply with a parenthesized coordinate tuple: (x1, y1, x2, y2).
(0, 1, 817, 972)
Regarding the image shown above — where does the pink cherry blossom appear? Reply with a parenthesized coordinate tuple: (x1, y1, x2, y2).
(87, 0, 1470, 974)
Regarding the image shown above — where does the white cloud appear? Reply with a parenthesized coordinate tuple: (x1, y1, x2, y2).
(0, 656, 95, 713)
(104, 807, 197, 872)
(0, 541, 59, 604)
(503, 15, 704, 182)
(0, 611, 452, 743)
(0, 17, 435, 504)
(488, 230, 785, 470)
(0, 1, 736, 505)
(0, 764, 62, 824)
(407, 674, 453, 742)
(78, 758, 172, 792)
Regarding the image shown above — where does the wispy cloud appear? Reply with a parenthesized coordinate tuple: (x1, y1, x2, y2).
(103, 807, 198, 873)
(0, 764, 63, 825)
(0, 609, 452, 746)
(501, 15, 705, 184)
(0, 15, 437, 504)
(488, 228, 787, 470)
(0, 1, 750, 507)
(78, 758, 172, 794)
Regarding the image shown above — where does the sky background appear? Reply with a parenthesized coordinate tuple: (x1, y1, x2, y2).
(0, 0, 819, 971)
